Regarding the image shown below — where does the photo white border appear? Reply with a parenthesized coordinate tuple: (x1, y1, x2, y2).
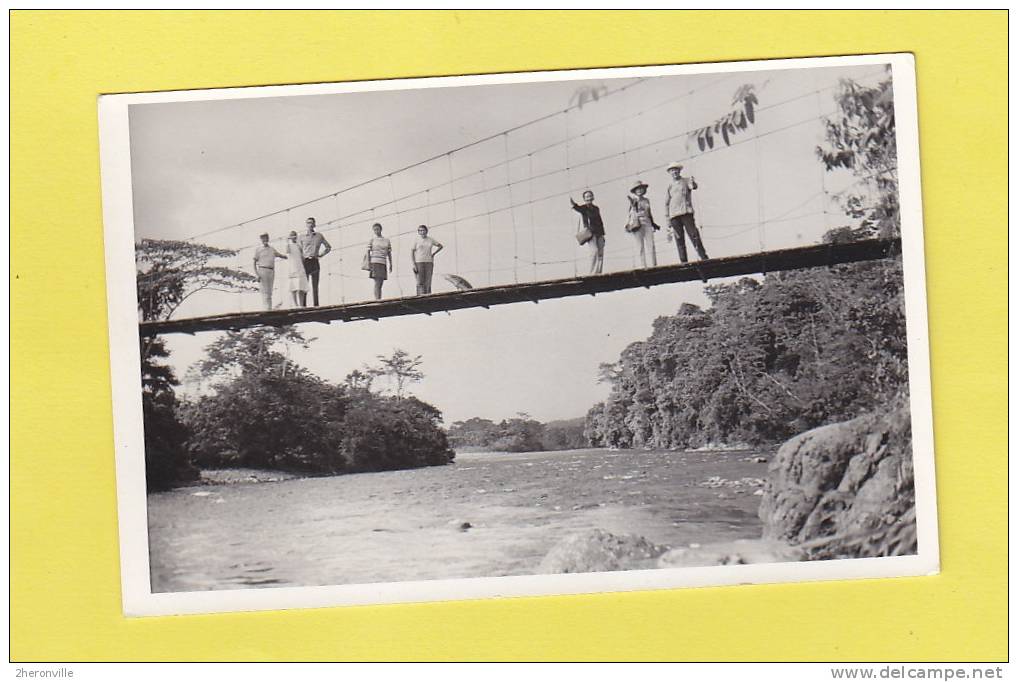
(99, 52, 938, 617)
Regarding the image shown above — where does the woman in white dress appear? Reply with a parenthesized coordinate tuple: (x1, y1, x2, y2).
(286, 231, 309, 307)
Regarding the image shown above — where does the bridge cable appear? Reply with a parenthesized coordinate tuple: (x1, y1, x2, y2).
(185, 77, 653, 243)
(386, 173, 405, 297)
(333, 193, 344, 303)
(188, 72, 889, 246)
(503, 133, 519, 284)
(816, 90, 829, 242)
(234, 223, 244, 313)
(447, 153, 461, 277)
(528, 154, 537, 282)
(480, 169, 494, 286)
(565, 107, 577, 278)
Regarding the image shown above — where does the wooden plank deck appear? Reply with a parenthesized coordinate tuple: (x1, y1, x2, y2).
(139, 238, 901, 337)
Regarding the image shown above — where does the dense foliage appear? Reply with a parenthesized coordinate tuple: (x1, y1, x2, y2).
(181, 333, 454, 476)
(141, 337, 199, 491)
(584, 256, 906, 449)
(448, 415, 588, 452)
(137, 239, 254, 491)
(816, 74, 899, 238)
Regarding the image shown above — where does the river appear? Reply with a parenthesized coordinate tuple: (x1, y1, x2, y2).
(147, 447, 769, 592)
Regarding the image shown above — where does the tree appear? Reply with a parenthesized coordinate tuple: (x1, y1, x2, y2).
(184, 370, 350, 472)
(141, 336, 198, 491)
(135, 238, 259, 489)
(191, 326, 311, 385)
(447, 417, 500, 448)
(569, 83, 609, 110)
(340, 396, 454, 471)
(490, 413, 545, 452)
(368, 349, 424, 400)
(816, 73, 899, 238)
(343, 369, 375, 393)
(181, 333, 454, 478)
(688, 84, 758, 151)
(541, 417, 589, 451)
(136, 238, 257, 322)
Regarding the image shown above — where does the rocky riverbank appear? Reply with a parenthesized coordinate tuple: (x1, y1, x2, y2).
(539, 402, 917, 572)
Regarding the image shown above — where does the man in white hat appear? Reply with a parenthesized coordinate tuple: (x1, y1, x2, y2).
(664, 162, 709, 263)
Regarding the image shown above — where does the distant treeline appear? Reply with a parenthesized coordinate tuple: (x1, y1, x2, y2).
(584, 232, 907, 450)
(447, 416, 588, 453)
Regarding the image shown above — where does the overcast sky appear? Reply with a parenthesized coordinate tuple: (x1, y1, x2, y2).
(130, 63, 887, 424)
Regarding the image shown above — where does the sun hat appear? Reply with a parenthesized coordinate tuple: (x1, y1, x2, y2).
(630, 179, 649, 193)
(666, 161, 684, 172)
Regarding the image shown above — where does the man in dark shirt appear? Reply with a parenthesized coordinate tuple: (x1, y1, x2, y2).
(570, 190, 605, 275)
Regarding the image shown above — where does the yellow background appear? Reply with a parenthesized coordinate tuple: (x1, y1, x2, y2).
(11, 10, 1007, 661)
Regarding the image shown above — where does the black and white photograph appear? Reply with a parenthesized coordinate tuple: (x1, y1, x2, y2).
(99, 54, 937, 616)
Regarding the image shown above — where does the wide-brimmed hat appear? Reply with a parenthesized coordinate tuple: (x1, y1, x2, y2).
(630, 180, 649, 193)
(666, 161, 684, 172)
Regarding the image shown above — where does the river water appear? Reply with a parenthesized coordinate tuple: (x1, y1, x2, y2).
(148, 447, 769, 592)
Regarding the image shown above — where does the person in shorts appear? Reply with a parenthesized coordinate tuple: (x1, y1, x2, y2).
(366, 222, 392, 300)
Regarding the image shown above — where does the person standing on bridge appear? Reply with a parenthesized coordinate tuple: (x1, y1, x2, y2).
(286, 231, 309, 307)
(627, 180, 658, 268)
(411, 224, 444, 295)
(664, 162, 709, 263)
(570, 190, 605, 275)
(366, 222, 393, 300)
(297, 217, 332, 307)
(253, 232, 287, 311)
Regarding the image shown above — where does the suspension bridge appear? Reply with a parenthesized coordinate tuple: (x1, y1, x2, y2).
(140, 66, 898, 338)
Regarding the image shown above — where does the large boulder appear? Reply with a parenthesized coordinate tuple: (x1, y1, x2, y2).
(538, 529, 669, 574)
(758, 400, 917, 559)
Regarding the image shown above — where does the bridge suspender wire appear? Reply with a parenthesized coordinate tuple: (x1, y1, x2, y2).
(621, 119, 636, 271)
(755, 122, 765, 256)
(282, 211, 290, 308)
(387, 174, 405, 297)
(565, 108, 577, 278)
(334, 193, 344, 302)
(504, 133, 519, 284)
(581, 133, 590, 190)
(425, 188, 431, 226)
(816, 90, 829, 240)
(480, 169, 494, 286)
(237, 223, 246, 313)
(528, 154, 537, 282)
(447, 153, 460, 277)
